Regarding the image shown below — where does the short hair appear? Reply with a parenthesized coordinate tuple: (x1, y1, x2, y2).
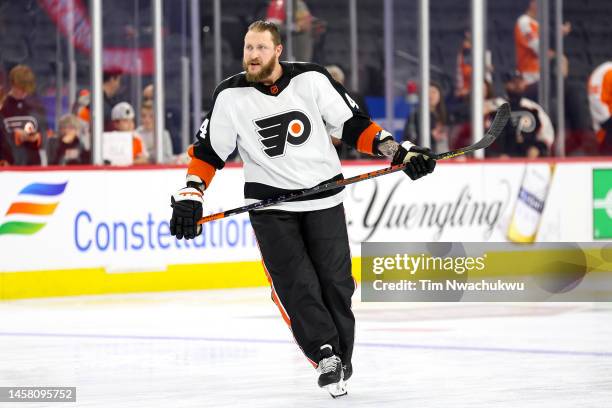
(247, 20, 281, 46)
(103, 68, 123, 83)
(325, 65, 345, 84)
(142, 84, 154, 100)
(9, 64, 36, 94)
(58, 114, 81, 131)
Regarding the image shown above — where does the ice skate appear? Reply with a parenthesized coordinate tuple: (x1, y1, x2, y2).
(317, 345, 347, 398)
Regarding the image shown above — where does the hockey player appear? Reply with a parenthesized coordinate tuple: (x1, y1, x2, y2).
(169, 20, 436, 397)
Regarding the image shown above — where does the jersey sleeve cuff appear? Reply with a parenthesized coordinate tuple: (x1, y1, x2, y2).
(187, 145, 216, 188)
(356, 122, 383, 155)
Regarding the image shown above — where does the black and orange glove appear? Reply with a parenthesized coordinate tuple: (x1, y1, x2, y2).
(170, 186, 204, 240)
(391, 143, 436, 180)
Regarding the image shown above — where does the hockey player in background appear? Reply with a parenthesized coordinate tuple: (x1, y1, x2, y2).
(169, 20, 436, 397)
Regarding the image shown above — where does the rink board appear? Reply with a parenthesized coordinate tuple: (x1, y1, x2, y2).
(0, 159, 611, 299)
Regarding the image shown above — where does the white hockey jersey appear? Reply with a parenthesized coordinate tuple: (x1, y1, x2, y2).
(187, 62, 380, 212)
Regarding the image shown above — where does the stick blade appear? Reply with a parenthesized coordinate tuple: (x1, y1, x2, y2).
(469, 102, 511, 151)
(436, 102, 510, 159)
(483, 102, 511, 145)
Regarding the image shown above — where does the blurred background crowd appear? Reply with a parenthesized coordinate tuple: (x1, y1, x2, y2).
(0, 0, 611, 166)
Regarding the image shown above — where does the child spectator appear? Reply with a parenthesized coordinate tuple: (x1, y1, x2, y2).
(134, 101, 174, 163)
(73, 89, 92, 152)
(48, 114, 90, 165)
(0, 64, 47, 165)
(110, 102, 149, 164)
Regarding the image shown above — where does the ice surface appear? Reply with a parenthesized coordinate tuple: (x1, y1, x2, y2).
(0, 288, 611, 407)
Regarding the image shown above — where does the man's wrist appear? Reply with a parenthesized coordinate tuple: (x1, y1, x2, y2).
(376, 139, 399, 157)
(186, 175, 205, 193)
(373, 129, 405, 157)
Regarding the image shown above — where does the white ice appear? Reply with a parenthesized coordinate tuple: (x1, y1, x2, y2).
(0, 288, 611, 407)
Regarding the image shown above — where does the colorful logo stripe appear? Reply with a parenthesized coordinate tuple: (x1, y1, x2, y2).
(0, 182, 68, 236)
(19, 182, 67, 196)
(6, 202, 59, 216)
(0, 221, 46, 235)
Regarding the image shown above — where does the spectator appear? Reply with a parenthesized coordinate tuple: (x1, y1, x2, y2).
(142, 84, 154, 103)
(455, 30, 493, 99)
(110, 102, 148, 164)
(325, 65, 369, 116)
(103, 69, 123, 131)
(402, 82, 450, 154)
(514, 0, 571, 100)
(135, 101, 174, 163)
(47, 114, 90, 165)
(515, 0, 540, 89)
(324, 65, 370, 159)
(0, 64, 46, 165)
(70, 89, 92, 152)
(588, 61, 612, 155)
(267, 0, 314, 62)
(456, 30, 473, 100)
(141, 83, 180, 156)
(494, 72, 554, 158)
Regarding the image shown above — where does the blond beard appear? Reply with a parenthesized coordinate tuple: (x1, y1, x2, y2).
(243, 56, 277, 83)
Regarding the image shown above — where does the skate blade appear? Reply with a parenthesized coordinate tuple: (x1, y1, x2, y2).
(325, 380, 347, 399)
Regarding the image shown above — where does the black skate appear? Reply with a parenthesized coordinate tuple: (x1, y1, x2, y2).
(317, 345, 347, 398)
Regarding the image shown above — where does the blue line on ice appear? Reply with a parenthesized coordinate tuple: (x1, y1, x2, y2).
(0, 331, 611, 358)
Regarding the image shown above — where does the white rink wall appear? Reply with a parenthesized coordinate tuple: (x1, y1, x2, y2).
(0, 158, 611, 299)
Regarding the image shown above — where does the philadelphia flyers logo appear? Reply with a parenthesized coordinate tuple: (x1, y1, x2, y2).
(510, 110, 538, 133)
(253, 110, 312, 158)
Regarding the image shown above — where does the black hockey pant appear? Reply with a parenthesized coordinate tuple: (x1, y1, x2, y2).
(249, 203, 355, 367)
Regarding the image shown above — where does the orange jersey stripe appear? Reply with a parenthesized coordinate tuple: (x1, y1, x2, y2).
(187, 145, 217, 188)
(356, 122, 383, 155)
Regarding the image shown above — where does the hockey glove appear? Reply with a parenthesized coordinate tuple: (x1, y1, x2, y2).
(391, 142, 436, 180)
(170, 186, 204, 240)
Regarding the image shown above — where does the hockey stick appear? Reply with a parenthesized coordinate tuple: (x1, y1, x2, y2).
(197, 102, 510, 224)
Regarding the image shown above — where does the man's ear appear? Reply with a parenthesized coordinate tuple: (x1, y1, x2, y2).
(276, 44, 283, 58)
